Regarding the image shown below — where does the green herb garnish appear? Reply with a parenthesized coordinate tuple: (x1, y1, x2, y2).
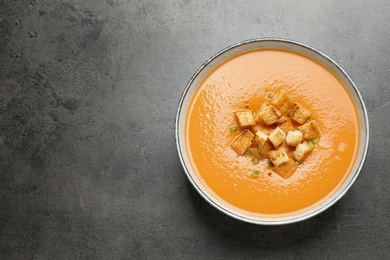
(229, 125, 238, 132)
(252, 157, 259, 165)
(308, 138, 319, 146)
(295, 161, 300, 165)
(245, 151, 252, 157)
(251, 170, 260, 178)
(267, 92, 274, 99)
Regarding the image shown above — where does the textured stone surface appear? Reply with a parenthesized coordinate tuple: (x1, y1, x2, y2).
(0, 0, 389, 259)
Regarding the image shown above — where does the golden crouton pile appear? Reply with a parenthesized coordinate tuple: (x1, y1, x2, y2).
(230, 90, 321, 178)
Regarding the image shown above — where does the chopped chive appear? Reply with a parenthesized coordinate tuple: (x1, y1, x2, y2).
(245, 151, 252, 157)
(252, 157, 259, 164)
(229, 125, 238, 132)
(251, 170, 259, 178)
(295, 161, 300, 165)
(308, 138, 319, 147)
(267, 92, 274, 99)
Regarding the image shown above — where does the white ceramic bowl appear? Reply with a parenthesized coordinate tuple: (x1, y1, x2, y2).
(175, 38, 369, 225)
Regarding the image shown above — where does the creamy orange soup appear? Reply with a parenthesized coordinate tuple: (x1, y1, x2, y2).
(185, 50, 360, 214)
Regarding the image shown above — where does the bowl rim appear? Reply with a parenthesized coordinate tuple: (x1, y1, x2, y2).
(175, 38, 369, 225)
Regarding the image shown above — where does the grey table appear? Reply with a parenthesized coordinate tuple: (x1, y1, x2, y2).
(1, 1, 389, 259)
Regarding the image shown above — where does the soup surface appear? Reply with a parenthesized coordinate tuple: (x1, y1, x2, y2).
(185, 49, 359, 214)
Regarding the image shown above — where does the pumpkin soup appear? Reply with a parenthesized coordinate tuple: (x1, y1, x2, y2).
(185, 49, 359, 214)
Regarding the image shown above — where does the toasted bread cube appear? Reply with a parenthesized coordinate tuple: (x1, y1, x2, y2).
(272, 90, 292, 115)
(253, 130, 268, 148)
(235, 110, 256, 128)
(293, 142, 314, 162)
(269, 127, 286, 148)
(259, 106, 280, 125)
(277, 117, 295, 133)
(250, 124, 272, 135)
(286, 130, 303, 147)
(254, 103, 268, 123)
(268, 148, 289, 166)
(298, 120, 321, 140)
(291, 102, 311, 124)
(279, 140, 295, 157)
(230, 130, 254, 155)
(258, 140, 274, 159)
(273, 157, 298, 179)
(247, 147, 261, 159)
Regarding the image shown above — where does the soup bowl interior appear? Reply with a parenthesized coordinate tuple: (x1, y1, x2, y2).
(176, 39, 369, 225)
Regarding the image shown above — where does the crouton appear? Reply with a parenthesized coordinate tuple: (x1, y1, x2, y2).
(298, 120, 321, 140)
(269, 127, 286, 148)
(247, 147, 261, 160)
(253, 103, 268, 123)
(277, 117, 295, 133)
(230, 130, 254, 155)
(268, 148, 290, 167)
(258, 106, 280, 125)
(285, 130, 303, 146)
(258, 140, 274, 159)
(250, 124, 272, 135)
(271, 90, 292, 115)
(235, 110, 256, 128)
(293, 142, 314, 162)
(291, 102, 311, 124)
(253, 130, 268, 148)
(273, 157, 298, 179)
(279, 140, 295, 157)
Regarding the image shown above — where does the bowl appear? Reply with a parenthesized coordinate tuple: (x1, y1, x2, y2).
(175, 38, 369, 225)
